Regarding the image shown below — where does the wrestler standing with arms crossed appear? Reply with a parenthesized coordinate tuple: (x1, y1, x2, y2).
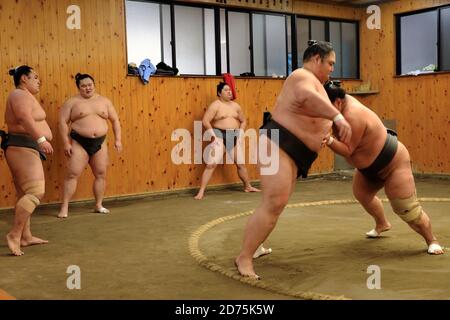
(1, 66, 53, 256)
(57, 73, 122, 218)
(235, 41, 352, 279)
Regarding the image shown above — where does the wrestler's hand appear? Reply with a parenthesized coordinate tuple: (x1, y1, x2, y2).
(234, 132, 240, 146)
(115, 140, 123, 153)
(39, 140, 54, 155)
(63, 143, 72, 157)
(236, 136, 242, 147)
(333, 117, 352, 145)
(212, 134, 222, 146)
(322, 132, 331, 147)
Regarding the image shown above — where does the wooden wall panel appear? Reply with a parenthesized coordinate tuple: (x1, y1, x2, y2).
(185, 0, 293, 12)
(290, 0, 450, 175)
(359, 0, 450, 174)
(293, 0, 360, 19)
(0, 0, 341, 210)
(11, 0, 449, 209)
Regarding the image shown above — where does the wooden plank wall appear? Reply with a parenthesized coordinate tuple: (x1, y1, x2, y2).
(191, 0, 293, 12)
(358, 0, 450, 174)
(2, 0, 448, 209)
(0, 0, 333, 209)
(293, 0, 360, 18)
(294, 0, 450, 174)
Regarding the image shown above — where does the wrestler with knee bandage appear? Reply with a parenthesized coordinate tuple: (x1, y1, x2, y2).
(16, 180, 45, 213)
(324, 81, 443, 255)
(390, 192, 423, 223)
(2, 65, 53, 256)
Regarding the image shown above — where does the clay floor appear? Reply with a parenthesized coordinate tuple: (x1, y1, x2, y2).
(1, 174, 449, 300)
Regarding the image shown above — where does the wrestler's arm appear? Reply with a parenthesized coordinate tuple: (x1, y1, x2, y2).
(11, 91, 47, 141)
(295, 79, 352, 144)
(202, 102, 218, 137)
(326, 115, 365, 157)
(58, 99, 73, 146)
(236, 104, 247, 130)
(326, 136, 353, 158)
(106, 99, 122, 152)
(294, 80, 340, 119)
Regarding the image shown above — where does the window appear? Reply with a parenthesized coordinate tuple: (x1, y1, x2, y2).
(174, 5, 216, 75)
(125, 1, 215, 75)
(124, 1, 359, 79)
(125, 1, 294, 77)
(252, 13, 287, 76)
(286, 15, 292, 74)
(227, 11, 251, 75)
(341, 22, 358, 78)
(398, 11, 437, 75)
(296, 17, 359, 79)
(397, 5, 450, 75)
(161, 5, 172, 67)
(311, 19, 326, 41)
(329, 21, 342, 77)
(125, 1, 171, 67)
(223, 10, 291, 76)
(441, 7, 450, 71)
(219, 9, 227, 73)
(296, 18, 309, 66)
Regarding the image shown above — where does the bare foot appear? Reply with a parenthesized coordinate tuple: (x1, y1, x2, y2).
(253, 244, 272, 259)
(194, 191, 204, 200)
(427, 241, 444, 255)
(94, 207, 110, 214)
(235, 256, 260, 280)
(57, 207, 68, 218)
(6, 233, 24, 256)
(366, 223, 392, 238)
(244, 186, 261, 193)
(21, 236, 49, 247)
(375, 222, 392, 234)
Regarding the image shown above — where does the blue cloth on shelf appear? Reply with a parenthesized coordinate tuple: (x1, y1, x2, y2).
(138, 59, 156, 84)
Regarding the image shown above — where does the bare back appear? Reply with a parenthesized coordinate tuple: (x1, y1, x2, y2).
(341, 95, 412, 182)
(210, 100, 242, 130)
(271, 69, 332, 152)
(341, 95, 390, 168)
(5, 89, 52, 139)
(67, 94, 109, 137)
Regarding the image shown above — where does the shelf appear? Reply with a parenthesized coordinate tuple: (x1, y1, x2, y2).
(347, 90, 379, 95)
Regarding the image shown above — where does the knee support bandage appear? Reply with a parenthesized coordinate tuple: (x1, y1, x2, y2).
(16, 180, 45, 213)
(389, 191, 422, 223)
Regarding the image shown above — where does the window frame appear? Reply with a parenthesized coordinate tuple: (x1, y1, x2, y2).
(296, 14, 360, 80)
(124, 0, 219, 77)
(172, 4, 217, 75)
(224, 8, 254, 76)
(123, 0, 360, 79)
(395, 4, 450, 76)
(224, 9, 291, 77)
(170, 1, 218, 76)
